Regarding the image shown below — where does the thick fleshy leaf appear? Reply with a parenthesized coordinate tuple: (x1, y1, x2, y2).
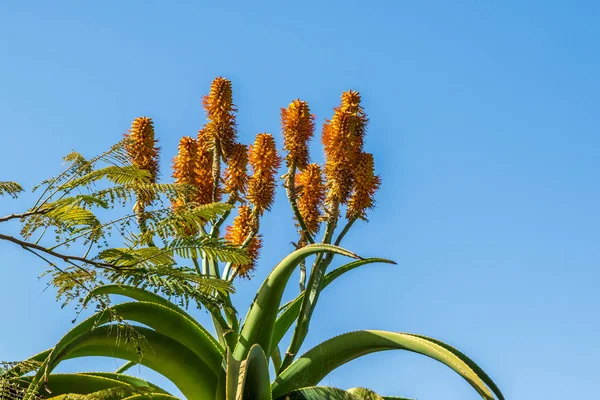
(233, 244, 359, 360)
(236, 345, 271, 400)
(44, 301, 223, 379)
(274, 386, 359, 400)
(37, 325, 217, 400)
(85, 372, 168, 393)
(84, 284, 224, 352)
(272, 330, 496, 400)
(16, 373, 162, 397)
(272, 258, 395, 356)
(406, 334, 504, 400)
(122, 395, 180, 400)
(346, 387, 384, 400)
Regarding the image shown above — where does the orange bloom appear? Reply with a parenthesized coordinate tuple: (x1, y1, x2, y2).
(281, 99, 315, 170)
(247, 133, 281, 214)
(196, 128, 216, 205)
(225, 205, 261, 278)
(296, 163, 325, 235)
(124, 116, 160, 207)
(224, 143, 249, 196)
(322, 90, 367, 209)
(346, 152, 380, 220)
(172, 136, 199, 204)
(202, 77, 237, 159)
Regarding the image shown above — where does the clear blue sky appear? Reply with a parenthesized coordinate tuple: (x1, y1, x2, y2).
(1, 1, 598, 399)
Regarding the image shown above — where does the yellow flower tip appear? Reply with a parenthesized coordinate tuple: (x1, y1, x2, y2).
(281, 99, 315, 169)
(346, 152, 381, 220)
(224, 143, 249, 195)
(296, 163, 325, 235)
(225, 205, 262, 278)
(124, 116, 160, 208)
(247, 133, 282, 214)
(202, 77, 237, 158)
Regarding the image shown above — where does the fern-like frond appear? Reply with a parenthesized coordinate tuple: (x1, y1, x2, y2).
(104, 265, 233, 310)
(167, 236, 251, 265)
(97, 247, 175, 269)
(63, 165, 151, 190)
(143, 202, 233, 242)
(0, 182, 24, 199)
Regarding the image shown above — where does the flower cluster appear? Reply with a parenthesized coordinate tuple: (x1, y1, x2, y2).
(196, 128, 216, 205)
(247, 133, 281, 214)
(225, 204, 262, 278)
(224, 143, 249, 196)
(295, 163, 325, 236)
(171, 136, 199, 208)
(346, 152, 380, 220)
(322, 90, 368, 210)
(281, 99, 315, 170)
(124, 116, 160, 208)
(202, 77, 237, 158)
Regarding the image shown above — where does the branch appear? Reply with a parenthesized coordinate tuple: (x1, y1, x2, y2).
(334, 217, 357, 246)
(0, 232, 118, 270)
(0, 211, 45, 224)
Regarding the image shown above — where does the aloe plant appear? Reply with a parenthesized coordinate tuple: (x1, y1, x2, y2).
(1, 78, 504, 400)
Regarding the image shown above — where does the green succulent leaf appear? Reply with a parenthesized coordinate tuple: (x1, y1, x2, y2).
(33, 325, 217, 400)
(233, 244, 360, 361)
(235, 345, 271, 400)
(272, 330, 496, 400)
(272, 258, 396, 356)
(346, 387, 384, 400)
(274, 386, 359, 400)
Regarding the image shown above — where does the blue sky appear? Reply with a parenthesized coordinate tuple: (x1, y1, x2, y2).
(1, 1, 599, 399)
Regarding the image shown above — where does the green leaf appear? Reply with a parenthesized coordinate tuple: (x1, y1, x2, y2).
(122, 394, 180, 400)
(84, 372, 168, 393)
(36, 325, 218, 400)
(236, 345, 271, 400)
(346, 387, 384, 400)
(272, 330, 497, 400)
(274, 386, 359, 400)
(405, 333, 504, 400)
(16, 373, 145, 395)
(272, 258, 395, 356)
(46, 301, 224, 375)
(65, 165, 151, 189)
(233, 244, 360, 361)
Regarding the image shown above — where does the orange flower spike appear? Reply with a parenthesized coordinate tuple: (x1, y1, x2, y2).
(202, 77, 237, 158)
(225, 205, 262, 278)
(124, 117, 160, 206)
(347, 152, 381, 220)
(296, 163, 325, 234)
(195, 128, 216, 205)
(322, 90, 368, 208)
(224, 143, 249, 196)
(247, 133, 282, 214)
(172, 136, 199, 187)
(281, 99, 315, 170)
